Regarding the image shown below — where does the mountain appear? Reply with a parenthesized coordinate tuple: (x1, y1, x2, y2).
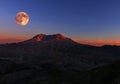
(0, 34, 120, 84)
(0, 33, 120, 70)
(21, 33, 75, 44)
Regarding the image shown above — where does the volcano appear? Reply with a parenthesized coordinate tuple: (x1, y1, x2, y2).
(0, 33, 120, 70)
(21, 33, 75, 44)
(1, 34, 120, 84)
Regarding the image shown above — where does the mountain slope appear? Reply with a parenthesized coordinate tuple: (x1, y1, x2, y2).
(0, 34, 120, 70)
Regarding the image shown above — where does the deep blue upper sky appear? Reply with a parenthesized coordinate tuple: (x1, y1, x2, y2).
(0, 0, 120, 43)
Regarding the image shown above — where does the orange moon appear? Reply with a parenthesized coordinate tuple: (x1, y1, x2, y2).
(15, 12, 29, 26)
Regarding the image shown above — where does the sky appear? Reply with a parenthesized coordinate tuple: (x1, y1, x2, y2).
(0, 0, 120, 46)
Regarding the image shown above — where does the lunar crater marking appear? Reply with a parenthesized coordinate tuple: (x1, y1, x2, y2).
(15, 12, 29, 26)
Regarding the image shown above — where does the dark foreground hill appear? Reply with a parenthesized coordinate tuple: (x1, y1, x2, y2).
(0, 33, 120, 84)
(0, 59, 120, 84)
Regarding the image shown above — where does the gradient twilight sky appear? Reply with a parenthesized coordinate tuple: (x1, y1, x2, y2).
(1, 0, 120, 46)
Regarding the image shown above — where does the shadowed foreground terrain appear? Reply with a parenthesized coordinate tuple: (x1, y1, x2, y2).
(0, 59, 120, 84)
(0, 34, 120, 84)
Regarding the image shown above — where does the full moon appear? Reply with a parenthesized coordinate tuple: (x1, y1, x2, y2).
(15, 12, 29, 26)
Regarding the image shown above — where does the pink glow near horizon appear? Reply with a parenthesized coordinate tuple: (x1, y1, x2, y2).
(73, 38, 120, 46)
(0, 36, 30, 44)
